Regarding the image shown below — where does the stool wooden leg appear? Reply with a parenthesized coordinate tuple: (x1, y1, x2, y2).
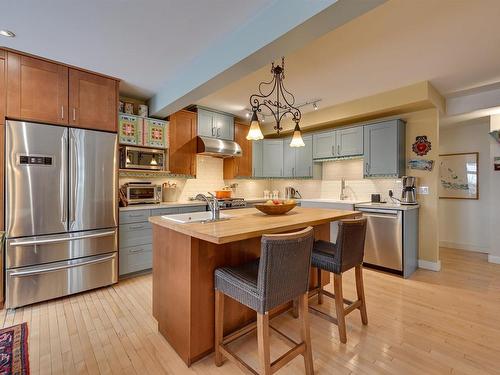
(292, 299, 299, 319)
(298, 293, 314, 375)
(317, 268, 323, 305)
(355, 265, 368, 325)
(333, 273, 347, 343)
(257, 312, 271, 375)
(215, 290, 224, 366)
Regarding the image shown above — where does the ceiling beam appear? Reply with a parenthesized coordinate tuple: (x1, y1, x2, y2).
(148, 0, 386, 118)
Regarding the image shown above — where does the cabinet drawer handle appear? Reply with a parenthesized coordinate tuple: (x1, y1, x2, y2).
(331, 145, 335, 156)
(309, 166, 311, 176)
(128, 213, 145, 217)
(129, 225, 145, 230)
(61, 106, 64, 119)
(73, 108, 76, 121)
(217, 128, 220, 137)
(292, 167, 295, 177)
(211, 126, 215, 136)
(365, 162, 370, 174)
(129, 247, 146, 254)
(338, 144, 340, 155)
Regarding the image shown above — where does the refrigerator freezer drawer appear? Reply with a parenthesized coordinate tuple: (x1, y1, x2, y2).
(6, 252, 118, 308)
(6, 228, 117, 268)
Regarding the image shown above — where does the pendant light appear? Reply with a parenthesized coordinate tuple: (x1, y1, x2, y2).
(246, 57, 304, 147)
(246, 111, 264, 140)
(289, 122, 305, 147)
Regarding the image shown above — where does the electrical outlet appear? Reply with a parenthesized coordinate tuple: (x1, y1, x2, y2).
(418, 186, 429, 195)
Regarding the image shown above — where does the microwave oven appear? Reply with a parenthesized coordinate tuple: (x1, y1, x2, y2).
(120, 146, 165, 170)
(124, 183, 162, 204)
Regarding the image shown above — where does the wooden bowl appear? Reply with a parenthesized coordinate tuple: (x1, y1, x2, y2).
(254, 203, 297, 215)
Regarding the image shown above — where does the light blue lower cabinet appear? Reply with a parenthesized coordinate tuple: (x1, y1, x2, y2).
(119, 205, 207, 276)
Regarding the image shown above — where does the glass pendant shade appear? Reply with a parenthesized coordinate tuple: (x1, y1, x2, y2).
(246, 112, 264, 140)
(289, 123, 305, 147)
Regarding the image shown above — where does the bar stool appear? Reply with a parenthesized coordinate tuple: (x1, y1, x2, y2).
(214, 227, 315, 375)
(309, 218, 368, 344)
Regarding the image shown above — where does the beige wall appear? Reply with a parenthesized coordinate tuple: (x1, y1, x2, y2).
(402, 108, 440, 263)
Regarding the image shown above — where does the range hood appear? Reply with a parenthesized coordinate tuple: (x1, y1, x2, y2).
(197, 136, 242, 158)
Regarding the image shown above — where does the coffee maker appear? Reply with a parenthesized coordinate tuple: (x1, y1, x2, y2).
(400, 176, 417, 205)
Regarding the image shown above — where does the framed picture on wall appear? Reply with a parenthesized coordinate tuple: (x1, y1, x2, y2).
(439, 152, 479, 199)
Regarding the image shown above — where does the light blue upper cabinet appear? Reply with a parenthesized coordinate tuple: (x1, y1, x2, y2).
(295, 135, 313, 177)
(197, 109, 215, 137)
(197, 108, 234, 140)
(313, 130, 336, 159)
(283, 138, 295, 177)
(363, 119, 406, 178)
(336, 126, 363, 157)
(252, 140, 263, 177)
(262, 139, 284, 177)
(214, 112, 234, 141)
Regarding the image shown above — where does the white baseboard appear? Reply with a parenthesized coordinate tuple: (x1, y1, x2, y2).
(418, 259, 441, 271)
(439, 241, 490, 253)
(488, 255, 500, 264)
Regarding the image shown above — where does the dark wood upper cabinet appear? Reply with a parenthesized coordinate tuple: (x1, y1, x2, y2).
(6, 52, 68, 124)
(224, 122, 252, 179)
(169, 110, 197, 176)
(69, 69, 117, 132)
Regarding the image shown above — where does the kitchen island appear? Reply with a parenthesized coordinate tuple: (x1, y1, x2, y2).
(149, 207, 359, 366)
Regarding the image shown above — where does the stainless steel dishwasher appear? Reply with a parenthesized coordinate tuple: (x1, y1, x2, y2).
(358, 208, 403, 273)
(356, 205, 419, 278)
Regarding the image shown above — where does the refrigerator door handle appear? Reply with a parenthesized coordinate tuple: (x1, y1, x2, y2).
(60, 132, 68, 229)
(9, 230, 116, 247)
(69, 132, 77, 225)
(9, 254, 116, 277)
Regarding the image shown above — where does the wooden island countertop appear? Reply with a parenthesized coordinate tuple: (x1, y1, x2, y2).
(149, 206, 360, 366)
(149, 206, 359, 244)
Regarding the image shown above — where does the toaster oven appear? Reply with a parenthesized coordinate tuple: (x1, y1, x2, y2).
(124, 183, 162, 204)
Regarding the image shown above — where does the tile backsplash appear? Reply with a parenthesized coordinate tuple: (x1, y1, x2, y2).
(119, 156, 401, 202)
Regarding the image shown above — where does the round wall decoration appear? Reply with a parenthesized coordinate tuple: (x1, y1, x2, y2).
(412, 135, 432, 156)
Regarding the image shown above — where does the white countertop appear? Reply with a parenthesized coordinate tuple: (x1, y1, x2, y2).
(354, 202, 420, 210)
(299, 198, 366, 204)
(120, 201, 207, 211)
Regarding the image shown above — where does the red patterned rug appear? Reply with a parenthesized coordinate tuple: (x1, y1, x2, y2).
(0, 323, 29, 375)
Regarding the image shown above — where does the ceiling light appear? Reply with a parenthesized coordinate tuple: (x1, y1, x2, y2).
(246, 111, 264, 140)
(313, 102, 318, 110)
(0, 30, 15, 38)
(245, 111, 250, 118)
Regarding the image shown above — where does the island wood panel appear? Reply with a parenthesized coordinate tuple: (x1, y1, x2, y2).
(223, 122, 252, 178)
(69, 69, 118, 132)
(6, 52, 68, 124)
(168, 110, 197, 176)
(152, 221, 331, 366)
(149, 207, 359, 244)
(0, 50, 5, 123)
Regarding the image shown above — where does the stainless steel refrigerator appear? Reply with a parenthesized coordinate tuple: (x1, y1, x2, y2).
(4, 120, 118, 308)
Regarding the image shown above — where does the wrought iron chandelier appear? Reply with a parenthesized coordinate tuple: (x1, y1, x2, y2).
(246, 57, 305, 147)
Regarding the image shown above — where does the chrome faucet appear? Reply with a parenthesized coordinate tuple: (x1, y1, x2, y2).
(196, 192, 220, 221)
(340, 178, 348, 200)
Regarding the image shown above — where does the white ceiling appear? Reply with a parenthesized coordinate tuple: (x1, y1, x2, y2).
(197, 0, 500, 119)
(0, 0, 272, 98)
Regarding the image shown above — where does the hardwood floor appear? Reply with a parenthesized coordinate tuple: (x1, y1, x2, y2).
(2, 247, 500, 374)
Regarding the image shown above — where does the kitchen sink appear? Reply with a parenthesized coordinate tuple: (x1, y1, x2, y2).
(161, 211, 232, 224)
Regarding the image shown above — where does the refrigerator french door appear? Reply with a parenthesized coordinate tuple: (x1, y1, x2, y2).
(5, 120, 118, 308)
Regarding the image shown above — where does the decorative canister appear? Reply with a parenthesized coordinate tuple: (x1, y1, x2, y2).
(118, 100, 125, 113)
(138, 104, 148, 117)
(124, 102, 134, 115)
(162, 187, 177, 202)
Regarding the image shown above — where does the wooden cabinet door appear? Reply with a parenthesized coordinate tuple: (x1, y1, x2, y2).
(169, 110, 197, 176)
(313, 130, 336, 159)
(337, 126, 363, 157)
(7, 52, 68, 124)
(262, 139, 284, 177)
(224, 122, 252, 178)
(69, 69, 117, 132)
